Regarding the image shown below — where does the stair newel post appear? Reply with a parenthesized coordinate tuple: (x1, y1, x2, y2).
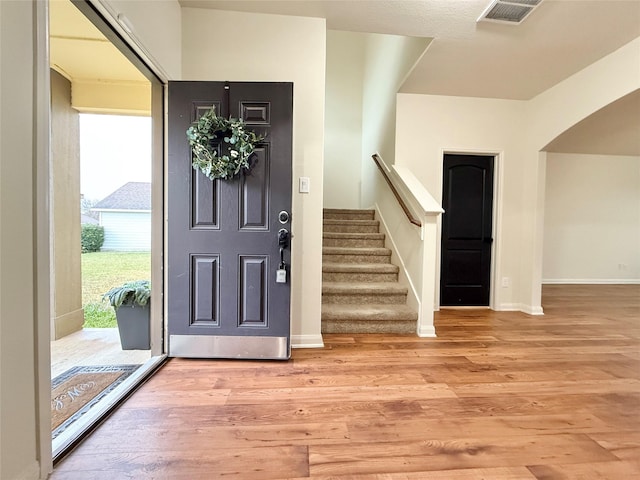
(418, 213, 439, 337)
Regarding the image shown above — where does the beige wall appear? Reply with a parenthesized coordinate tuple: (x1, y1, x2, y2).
(182, 8, 326, 347)
(324, 31, 429, 210)
(396, 94, 527, 311)
(324, 30, 366, 209)
(360, 34, 430, 208)
(520, 36, 640, 311)
(543, 153, 640, 283)
(0, 1, 40, 478)
(395, 36, 640, 314)
(373, 167, 422, 308)
(528, 38, 640, 153)
(51, 69, 84, 340)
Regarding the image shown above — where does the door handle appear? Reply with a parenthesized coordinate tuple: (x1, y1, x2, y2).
(483, 237, 493, 244)
(276, 228, 290, 284)
(278, 228, 289, 249)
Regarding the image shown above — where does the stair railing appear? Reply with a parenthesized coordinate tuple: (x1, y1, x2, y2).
(372, 154, 421, 227)
(371, 154, 443, 337)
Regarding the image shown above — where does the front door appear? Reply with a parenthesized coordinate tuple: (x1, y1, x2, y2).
(167, 81, 293, 359)
(440, 154, 494, 306)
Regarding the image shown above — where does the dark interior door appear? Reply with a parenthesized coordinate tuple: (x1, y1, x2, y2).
(440, 154, 494, 306)
(167, 81, 293, 359)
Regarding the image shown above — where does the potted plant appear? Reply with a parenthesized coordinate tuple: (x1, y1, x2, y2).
(103, 280, 151, 350)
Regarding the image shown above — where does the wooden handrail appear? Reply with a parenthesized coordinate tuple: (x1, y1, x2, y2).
(372, 154, 421, 227)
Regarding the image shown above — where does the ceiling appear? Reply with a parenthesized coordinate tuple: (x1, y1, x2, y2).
(49, 0, 146, 84)
(180, 0, 640, 100)
(53, 0, 640, 155)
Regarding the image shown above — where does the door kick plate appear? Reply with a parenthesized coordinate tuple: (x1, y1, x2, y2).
(169, 334, 290, 360)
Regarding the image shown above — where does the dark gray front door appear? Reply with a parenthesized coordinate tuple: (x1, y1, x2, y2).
(440, 154, 494, 306)
(167, 81, 293, 359)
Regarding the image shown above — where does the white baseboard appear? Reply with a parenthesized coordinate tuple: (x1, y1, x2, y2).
(493, 303, 520, 312)
(417, 325, 436, 337)
(543, 278, 640, 285)
(291, 334, 324, 349)
(495, 303, 544, 315)
(522, 305, 544, 315)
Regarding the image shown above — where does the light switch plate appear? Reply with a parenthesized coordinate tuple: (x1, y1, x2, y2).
(299, 177, 310, 193)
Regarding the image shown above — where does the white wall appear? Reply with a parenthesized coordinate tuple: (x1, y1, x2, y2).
(396, 94, 527, 311)
(323, 30, 366, 209)
(360, 34, 430, 208)
(98, 0, 182, 80)
(394, 37, 640, 315)
(100, 211, 152, 251)
(182, 8, 326, 347)
(0, 1, 40, 478)
(528, 38, 640, 153)
(543, 153, 640, 283)
(324, 31, 429, 210)
(520, 37, 640, 310)
(373, 166, 422, 308)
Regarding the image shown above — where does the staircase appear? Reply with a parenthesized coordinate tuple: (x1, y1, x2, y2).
(321, 209, 418, 334)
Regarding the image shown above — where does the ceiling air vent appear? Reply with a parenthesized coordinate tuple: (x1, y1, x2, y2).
(478, 0, 543, 24)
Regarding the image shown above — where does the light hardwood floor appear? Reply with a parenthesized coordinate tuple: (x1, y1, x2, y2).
(51, 285, 640, 479)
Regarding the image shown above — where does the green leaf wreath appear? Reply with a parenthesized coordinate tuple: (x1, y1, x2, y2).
(186, 107, 264, 180)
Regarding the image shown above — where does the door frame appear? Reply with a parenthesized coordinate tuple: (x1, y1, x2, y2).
(73, 0, 166, 360)
(35, 0, 168, 472)
(437, 149, 503, 311)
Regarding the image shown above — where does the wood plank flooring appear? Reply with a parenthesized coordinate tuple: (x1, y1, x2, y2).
(51, 285, 640, 479)
(51, 328, 150, 378)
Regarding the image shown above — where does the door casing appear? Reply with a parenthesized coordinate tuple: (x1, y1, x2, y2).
(42, 0, 168, 463)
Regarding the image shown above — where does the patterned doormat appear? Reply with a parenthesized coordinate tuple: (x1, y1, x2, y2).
(51, 364, 139, 439)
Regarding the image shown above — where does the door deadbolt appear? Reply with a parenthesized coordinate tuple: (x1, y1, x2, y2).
(278, 210, 290, 224)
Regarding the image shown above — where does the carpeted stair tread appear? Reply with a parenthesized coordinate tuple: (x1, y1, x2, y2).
(322, 263, 399, 274)
(321, 207, 416, 334)
(322, 319, 416, 334)
(323, 282, 408, 295)
(323, 209, 375, 221)
(322, 231, 386, 248)
(323, 219, 380, 234)
(323, 232, 385, 240)
(322, 304, 418, 333)
(322, 303, 418, 321)
(323, 208, 375, 215)
(323, 219, 379, 226)
(323, 246, 391, 256)
(322, 262, 399, 283)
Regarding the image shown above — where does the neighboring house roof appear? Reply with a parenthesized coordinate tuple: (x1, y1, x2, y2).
(81, 214, 99, 225)
(92, 182, 151, 211)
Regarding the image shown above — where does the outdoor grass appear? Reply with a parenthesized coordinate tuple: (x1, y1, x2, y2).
(82, 252, 151, 328)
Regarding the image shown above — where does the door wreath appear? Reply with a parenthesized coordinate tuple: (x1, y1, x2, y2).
(186, 106, 264, 180)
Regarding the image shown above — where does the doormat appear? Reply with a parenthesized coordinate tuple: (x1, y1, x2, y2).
(51, 364, 139, 439)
